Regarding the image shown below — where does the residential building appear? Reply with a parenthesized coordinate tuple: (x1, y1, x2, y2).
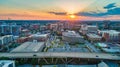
(0, 24, 21, 35)
(98, 30, 120, 42)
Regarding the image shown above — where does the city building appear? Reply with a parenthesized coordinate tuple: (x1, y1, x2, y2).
(28, 33, 48, 42)
(40, 25, 47, 31)
(80, 24, 98, 35)
(11, 41, 45, 53)
(87, 33, 102, 42)
(0, 35, 13, 45)
(62, 31, 84, 44)
(98, 30, 120, 42)
(49, 23, 58, 31)
(17, 37, 28, 43)
(0, 24, 21, 35)
(0, 60, 15, 67)
(31, 24, 40, 30)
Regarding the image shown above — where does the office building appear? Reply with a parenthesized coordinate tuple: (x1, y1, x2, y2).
(80, 25, 98, 35)
(0, 24, 21, 35)
(62, 31, 84, 44)
(87, 33, 102, 42)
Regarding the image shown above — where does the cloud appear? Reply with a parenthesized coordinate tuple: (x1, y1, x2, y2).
(0, 13, 38, 17)
(76, 8, 120, 17)
(75, 12, 106, 17)
(104, 3, 116, 9)
(48, 12, 67, 15)
(76, 3, 120, 17)
(48, 3, 120, 17)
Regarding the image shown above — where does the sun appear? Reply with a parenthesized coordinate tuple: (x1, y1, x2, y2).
(69, 14, 76, 19)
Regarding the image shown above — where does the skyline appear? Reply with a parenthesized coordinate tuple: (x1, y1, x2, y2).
(0, 0, 120, 20)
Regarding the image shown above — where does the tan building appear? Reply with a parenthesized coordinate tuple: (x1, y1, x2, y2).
(62, 31, 84, 44)
(80, 25, 98, 35)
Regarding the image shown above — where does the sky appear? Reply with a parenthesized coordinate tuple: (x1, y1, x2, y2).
(0, 0, 120, 20)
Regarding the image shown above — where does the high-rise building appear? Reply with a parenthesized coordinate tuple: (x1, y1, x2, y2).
(0, 24, 21, 35)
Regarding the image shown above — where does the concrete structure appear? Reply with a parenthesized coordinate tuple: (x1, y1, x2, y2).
(98, 30, 120, 42)
(0, 60, 15, 67)
(80, 25, 98, 35)
(87, 34, 102, 42)
(0, 35, 13, 45)
(62, 31, 84, 44)
(101, 48, 120, 53)
(11, 41, 45, 53)
(0, 52, 120, 60)
(98, 62, 109, 67)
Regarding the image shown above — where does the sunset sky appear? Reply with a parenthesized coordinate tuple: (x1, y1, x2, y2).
(0, 0, 120, 20)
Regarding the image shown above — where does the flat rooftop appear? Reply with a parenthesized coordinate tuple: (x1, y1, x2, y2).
(11, 42, 45, 53)
(62, 31, 83, 38)
(87, 34, 102, 38)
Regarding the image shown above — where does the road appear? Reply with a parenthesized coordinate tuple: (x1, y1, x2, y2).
(0, 52, 120, 60)
(85, 41, 100, 53)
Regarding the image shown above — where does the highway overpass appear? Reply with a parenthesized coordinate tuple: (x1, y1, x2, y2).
(0, 52, 120, 60)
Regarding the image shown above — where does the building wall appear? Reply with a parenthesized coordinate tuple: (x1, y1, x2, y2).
(62, 36, 84, 44)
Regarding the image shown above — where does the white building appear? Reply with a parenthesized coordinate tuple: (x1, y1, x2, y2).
(87, 33, 102, 42)
(28, 33, 48, 42)
(0, 35, 13, 45)
(98, 30, 120, 42)
(80, 25, 98, 35)
(62, 31, 84, 44)
(0, 60, 15, 67)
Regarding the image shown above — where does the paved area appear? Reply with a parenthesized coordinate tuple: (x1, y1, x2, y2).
(0, 52, 120, 60)
(85, 41, 100, 53)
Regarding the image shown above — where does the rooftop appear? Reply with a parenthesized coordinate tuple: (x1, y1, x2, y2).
(29, 33, 48, 38)
(0, 60, 14, 67)
(63, 31, 83, 37)
(87, 34, 102, 38)
(99, 30, 120, 35)
(11, 42, 45, 53)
